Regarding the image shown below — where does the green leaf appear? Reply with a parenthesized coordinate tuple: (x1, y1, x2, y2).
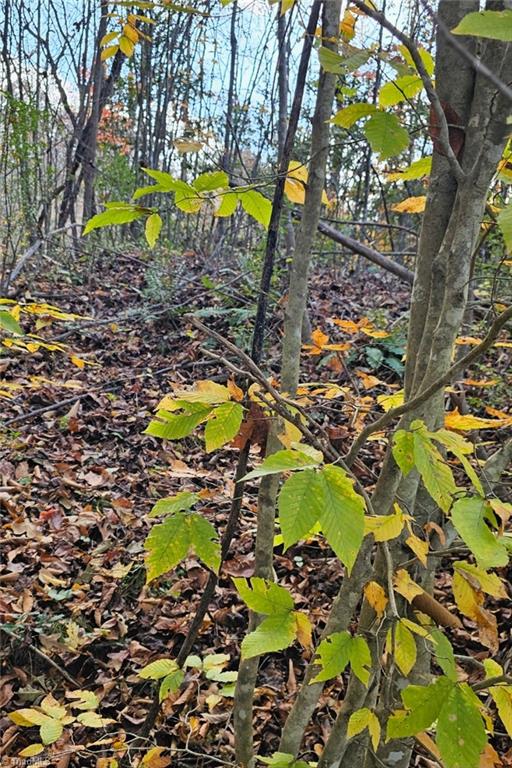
(148, 491, 199, 518)
(428, 428, 483, 496)
(498, 203, 512, 253)
(318, 46, 370, 75)
(145, 512, 220, 581)
(159, 669, 185, 701)
(317, 464, 365, 573)
(174, 184, 203, 213)
(234, 577, 294, 615)
(244, 450, 322, 481)
(258, 752, 309, 768)
(313, 631, 371, 685)
(398, 44, 434, 77)
(318, 47, 345, 73)
(331, 102, 376, 128)
(0, 310, 23, 335)
(139, 658, 180, 680)
(363, 111, 410, 160)
(392, 429, 415, 475)
(451, 497, 508, 570)
(186, 514, 221, 572)
(387, 677, 453, 739)
(386, 156, 432, 182)
(83, 206, 145, 235)
(239, 189, 272, 229)
(411, 421, 457, 513)
(379, 75, 422, 107)
(193, 171, 229, 192)
(241, 614, 296, 659)
(145, 212, 162, 248)
(204, 401, 243, 452)
(278, 469, 323, 550)
(215, 191, 239, 217)
(144, 401, 212, 440)
(39, 717, 63, 745)
(430, 628, 457, 681)
(437, 684, 487, 768)
(452, 9, 512, 41)
(141, 167, 183, 190)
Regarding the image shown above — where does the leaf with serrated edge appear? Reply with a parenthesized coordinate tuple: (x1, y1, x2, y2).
(234, 577, 294, 615)
(244, 449, 322, 481)
(387, 620, 417, 676)
(278, 469, 324, 550)
(317, 464, 365, 573)
(139, 658, 179, 680)
(436, 684, 487, 768)
(241, 614, 297, 658)
(451, 497, 508, 570)
(204, 401, 243, 452)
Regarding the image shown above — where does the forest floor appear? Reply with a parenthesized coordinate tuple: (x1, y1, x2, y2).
(1, 249, 511, 767)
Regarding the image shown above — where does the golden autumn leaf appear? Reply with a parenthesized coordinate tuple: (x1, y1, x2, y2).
(364, 506, 405, 542)
(355, 370, 382, 390)
(445, 407, 512, 430)
(364, 581, 388, 618)
(405, 534, 429, 567)
(284, 161, 329, 206)
(392, 195, 426, 213)
(393, 569, 423, 603)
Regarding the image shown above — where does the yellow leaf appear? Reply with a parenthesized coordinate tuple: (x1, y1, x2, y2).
(445, 407, 512, 430)
(393, 569, 423, 603)
(40, 694, 67, 720)
(174, 138, 204, 154)
(171, 379, 231, 404)
(294, 612, 313, 648)
(455, 336, 481, 345)
(142, 746, 172, 768)
(377, 389, 404, 412)
(360, 327, 390, 339)
(284, 161, 329, 206)
(386, 620, 417, 675)
(392, 195, 426, 213)
(355, 370, 382, 389)
(123, 23, 139, 43)
(303, 328, 329, 355)
(278, 418, 303, 449)
(364, 507, 405, 542)
(453, 569, 481, 620)
(405, 534, 429, 567)
(364, 581, 388, 618)
(70, 356, 86, 369)
(462, 378, 498, 387)
(119, 35, 135, 57)
(347, 708, 381, 751)
(19, 744, 45, 757)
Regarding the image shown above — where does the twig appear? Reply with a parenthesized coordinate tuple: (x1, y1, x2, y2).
(351, 0, 466, 184)
(345, 305, 512, 466)
(1, 626, 81, 688)
(472, 674, 512, 692)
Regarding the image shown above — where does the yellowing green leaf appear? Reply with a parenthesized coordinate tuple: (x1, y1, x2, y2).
(364, 506, 405, 542)
(437, 684, 487, 768)
(241, 614, 297, 659)
(347, 708, 381, 751)
(244, 449, 322, 481)
(19, 744, 45, 757)
(386, 156, 432, 181)
(313, 631, 371, 685)
(76, 712, 116, 727)
(278, 469, 324, 550)
(452, 9, 512, 41)
(234, 577, 294, 615)
(379, 75, 422, 107)
(387, 620, 417, 676)
(331, 102, 377, 128)
(317, 464, 365, 573)
(139, 658, 180, 680)
(40, 717, 63, 745)
(363, 111, 410, 160)
(145, 213, 162, 249)
(239, 189, 272, 229)
(451, 497, 508, 570)
(204, 401, 243, 452)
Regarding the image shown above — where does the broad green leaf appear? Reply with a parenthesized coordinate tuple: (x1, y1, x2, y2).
(347, 708, 381, 751)
(387, 677, 453, 739)
(258, 752, 310, 768)
(193, 171, 229, 192)
(239, 189, 272, 228)
(318, 47, 344, 73)
(83, 206, 144, 235)
(159, 669, 185, 701)
(317, 464, 365, 573)
(386, 156, 432, 182)
(451, 497, 508, 569)
(215, 191, 239, 217)
(437, 684, 487, 768)
(241, 614, 296, 658)
(234, 577, 294, 615)
(148, 491, 199, 518)
(363, 111, 410, 160)
(398, 44, 434, 77)
(66, 690, 99, 711)
(452, 9, 512, 41)
(186, 514, 221, 571)
(204, 401, 243, 452)
(379, 75, 422, 107)
(386, 620, 417, 676)
(145, 212, 162, 249)
(145, 512, 220, 581)
(412, 421, 457, 513)
(141, 167, 183, 190)
(428, 428, 483, 496)
(430, 628, 457, 681)
(318, 46, 371, 74)
(0, 310, 23, 335)
(75, 712, 115, 727)
(244, 450, 322, 481)
(39, 717, 63, 745)
(278, 469, 323, 549)
(392, 429, 415, 475)
(139, 658, 179, 680)
(498, 203, 512, 253)
(313, 631, 371, 685)
(174, 184, 203, 213)
(144, 402, 212, 440)
(331, 102, 376, 128)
